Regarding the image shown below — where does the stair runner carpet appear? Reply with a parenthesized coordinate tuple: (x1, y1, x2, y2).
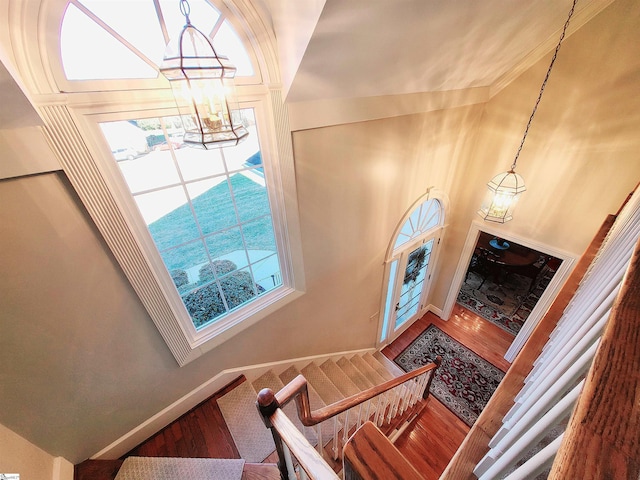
(217, 351, 408, 464)
(114, 457, 245, 480)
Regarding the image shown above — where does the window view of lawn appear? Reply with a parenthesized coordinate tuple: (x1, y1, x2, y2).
(148, 172, 281, 327)
(102, 113, 282, 330)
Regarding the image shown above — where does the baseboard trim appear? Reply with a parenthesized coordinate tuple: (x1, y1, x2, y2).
(91, 346, 376, 460)
(426, 304, 444, 318)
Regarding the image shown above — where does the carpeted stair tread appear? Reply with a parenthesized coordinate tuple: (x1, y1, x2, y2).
(217, 381, 275, 463)
(337, 357, 375, 390)
(349, 355, 393, 421)
(252, 370, 318, 446)
(114, 457, 245, 480)
(252, 369, 286, 393)
(368, 352, 411, 413)
(320, 359, 366, 431)
(301, 362, 355, 434)
(320, 360, 361, 397)
(279, 365, 339, 440)
(216, 353, 426, 466)
(350, 355, 387, 385)
(301, 363, 345, 406)
(278, 365, 301, 385)
(279, 366, 327, 411)
(364, 352, 396, 381)
(374, 351, 406, 378)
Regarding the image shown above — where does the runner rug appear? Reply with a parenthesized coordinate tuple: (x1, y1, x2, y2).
(394, 325, 505, 426)
(114, 457, 245, 480)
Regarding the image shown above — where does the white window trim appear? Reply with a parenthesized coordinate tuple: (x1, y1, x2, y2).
(45, 0, 264, 93)
(10, 0, 301, 366)
(54, 88, 303, 365)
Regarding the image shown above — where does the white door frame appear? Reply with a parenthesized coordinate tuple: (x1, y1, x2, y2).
(377, 189, 449, 347)
(442, 220, 576, 361)
(385, 232, 441, 342)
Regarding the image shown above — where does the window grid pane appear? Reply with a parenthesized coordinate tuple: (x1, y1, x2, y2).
(62, 0, 253, 81)
(393, 198, 442, 250)
(101, 109, 281, 330)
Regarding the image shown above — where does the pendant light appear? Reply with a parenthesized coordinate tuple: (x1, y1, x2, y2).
(160, 0, 248, 149)
(478, 0, 578, 223)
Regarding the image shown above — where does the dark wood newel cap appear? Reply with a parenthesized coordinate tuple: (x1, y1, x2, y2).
(257, 387, 276, 407)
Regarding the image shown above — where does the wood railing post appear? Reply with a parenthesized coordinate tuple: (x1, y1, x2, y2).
(423, 355, 442, 399)
(256, 388, 290, 480)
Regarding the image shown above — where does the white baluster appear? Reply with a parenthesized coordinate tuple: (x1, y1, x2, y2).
(282, 442, 297, 480)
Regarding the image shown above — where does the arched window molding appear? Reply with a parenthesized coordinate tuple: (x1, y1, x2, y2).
(6, 0, 303, 365)
(378, 188, 449, 345)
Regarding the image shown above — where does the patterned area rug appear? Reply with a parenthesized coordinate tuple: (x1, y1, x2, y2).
(457, 267, 556, 336)
(394, 325, 504, 426)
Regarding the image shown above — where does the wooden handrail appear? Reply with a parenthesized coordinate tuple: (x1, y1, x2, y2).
(265, 399, 340, 480)
(441, 215, 616, 479)
(548, 238, 640, 479)
(257, 358, 440, 479)
(273, 358, 441, 427)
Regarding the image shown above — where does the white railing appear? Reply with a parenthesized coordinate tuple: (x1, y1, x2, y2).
(471, 188, 640, 479)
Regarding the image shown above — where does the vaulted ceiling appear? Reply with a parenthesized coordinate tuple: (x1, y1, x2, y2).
(0, 0, 614, 129)
(265, 0, 614, 103)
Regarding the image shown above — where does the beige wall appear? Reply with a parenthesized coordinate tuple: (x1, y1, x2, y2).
(0, 106, 480, 464)
(0, 422, 73, 480)
(0, 0, 639, 468)
(431, 0, 640, 308)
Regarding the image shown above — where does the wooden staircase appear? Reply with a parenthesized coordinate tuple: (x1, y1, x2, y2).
(75, 348, 439, 480)
(216, 350, 432, 468)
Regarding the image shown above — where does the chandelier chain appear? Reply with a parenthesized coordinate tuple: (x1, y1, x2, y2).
(179, 0, 191, 23)
(511, 0, 578, 171)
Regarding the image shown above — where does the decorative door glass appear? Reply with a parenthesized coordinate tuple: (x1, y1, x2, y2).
(395, 239, 434, 329)
(380, 195, 444, 344)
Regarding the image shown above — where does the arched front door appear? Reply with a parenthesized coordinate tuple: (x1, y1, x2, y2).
(379, 194, 445, 344)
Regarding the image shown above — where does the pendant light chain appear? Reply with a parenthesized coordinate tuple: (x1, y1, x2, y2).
(510, 0, 578, 171)
(179, 0, 191, 24)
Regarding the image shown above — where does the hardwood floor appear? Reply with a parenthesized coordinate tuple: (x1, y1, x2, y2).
(75, 305, 513, 480)
(381, 306, 513, 478)
(382, 305, 512, 373)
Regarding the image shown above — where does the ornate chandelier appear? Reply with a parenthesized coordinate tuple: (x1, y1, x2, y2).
(160, 0, 248, 149)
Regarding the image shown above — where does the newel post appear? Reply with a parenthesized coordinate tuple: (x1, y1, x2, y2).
(257, 388, 289, 480)
(423, 355, 442, 399)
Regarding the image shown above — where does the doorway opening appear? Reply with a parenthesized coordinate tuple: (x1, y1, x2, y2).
(457, 231, 562, 336)
(443, 221, 575, 361)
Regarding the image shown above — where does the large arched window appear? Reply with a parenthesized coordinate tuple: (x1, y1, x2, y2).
(379, 193, 446, 344)
(11, 0, 303, 365)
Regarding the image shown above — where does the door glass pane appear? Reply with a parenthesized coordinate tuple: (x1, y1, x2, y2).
(381, 259, 399, 342)
(395, 239, 434, 328)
